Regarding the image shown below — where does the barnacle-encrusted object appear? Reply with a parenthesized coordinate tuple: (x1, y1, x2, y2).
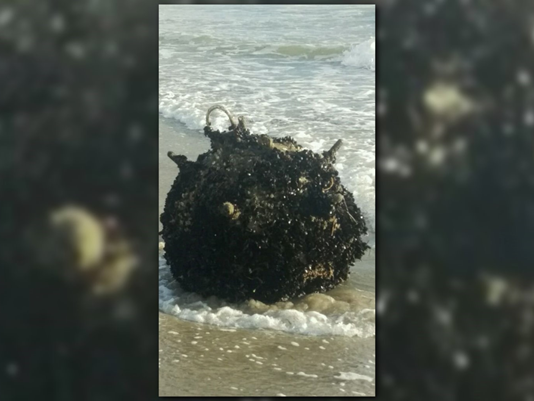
(160, 106, 369, 303)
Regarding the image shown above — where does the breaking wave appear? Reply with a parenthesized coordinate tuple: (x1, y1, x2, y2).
(252, 44, 349, 59)
(341, 37, 375, 70)
(159, 255, 375, 338)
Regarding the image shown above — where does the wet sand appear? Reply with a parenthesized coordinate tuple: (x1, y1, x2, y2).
(159, 312, 375, 397)
(159, 116, 375, 396)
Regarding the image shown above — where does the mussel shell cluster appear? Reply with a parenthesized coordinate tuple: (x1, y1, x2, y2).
(161, 122, 369, 303)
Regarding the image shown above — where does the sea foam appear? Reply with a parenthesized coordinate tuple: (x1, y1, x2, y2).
(159, 256, 375, 338)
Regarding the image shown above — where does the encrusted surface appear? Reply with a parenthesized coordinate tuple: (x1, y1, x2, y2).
(161, 125, 369, 303)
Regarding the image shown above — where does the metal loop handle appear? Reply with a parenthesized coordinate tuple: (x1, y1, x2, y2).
(206, 105, 240, 129)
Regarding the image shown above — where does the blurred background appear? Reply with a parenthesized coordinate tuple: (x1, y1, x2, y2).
(378, 0, 534, 400)
(0, 0, 158, 399)
(1, 0, 533, 400)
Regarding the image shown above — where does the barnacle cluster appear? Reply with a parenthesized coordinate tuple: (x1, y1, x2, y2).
(160, 112, 369, 303)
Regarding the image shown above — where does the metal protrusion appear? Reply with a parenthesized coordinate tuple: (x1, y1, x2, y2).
(168, 151, 188, 167)
(206, 105, 240, 130)
(324, 139, 343, 160)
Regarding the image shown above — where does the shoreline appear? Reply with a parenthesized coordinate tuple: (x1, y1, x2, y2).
(159, 311, 375, 397)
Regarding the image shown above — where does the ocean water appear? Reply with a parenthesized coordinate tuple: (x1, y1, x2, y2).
(159, 5, 375, 396)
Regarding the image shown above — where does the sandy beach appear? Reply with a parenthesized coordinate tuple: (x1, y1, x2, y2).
(159, 312, 375, 396)
(159, 5, 375, 396)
